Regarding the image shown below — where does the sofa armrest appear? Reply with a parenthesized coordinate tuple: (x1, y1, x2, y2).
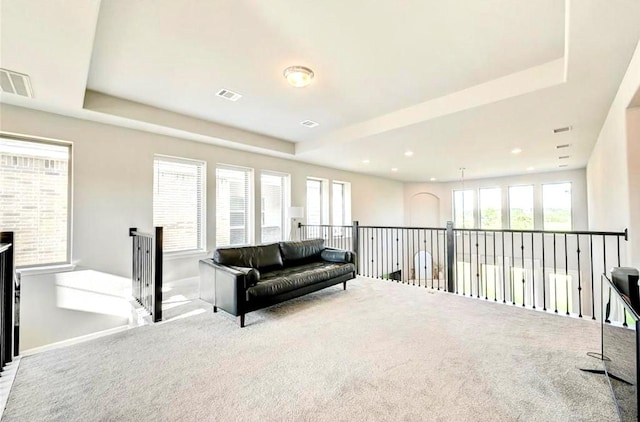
(321, 248, 356, 264)
(199, 259, 256, 316)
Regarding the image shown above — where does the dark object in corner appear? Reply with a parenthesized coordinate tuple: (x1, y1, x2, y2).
(199, 239, 356, 327)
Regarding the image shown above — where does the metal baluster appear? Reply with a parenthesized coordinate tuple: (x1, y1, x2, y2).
(590, 235, 595, 320)
(552, 234, 558, 313)
(476, 230, 480, 298)
(484, 231, 488, 300)
(511, 232, 515, 305)
(565, 233, 569, 315)
(493, 233, 497, 301)
(521, 232, 525, 307)
(542, 233, 547, 311)
(531, 233, 535, 309)
(502, 232, 506, 303)
(577, 234, 583, 318)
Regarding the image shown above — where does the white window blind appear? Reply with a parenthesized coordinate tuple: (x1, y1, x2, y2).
(306, 178, 323, 225)
(0, 137, 71, 267)
(153, 156, 205, 252)
(217, 166, 252, 246)
(332, 182, 345, 226)
(261, 172, 288, 243)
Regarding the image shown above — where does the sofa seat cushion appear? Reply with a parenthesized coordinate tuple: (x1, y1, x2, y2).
(247, 261, 355, 298)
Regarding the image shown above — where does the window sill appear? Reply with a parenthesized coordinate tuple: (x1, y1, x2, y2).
(164, 249, 209, 261)
(17, 264, 76, 277)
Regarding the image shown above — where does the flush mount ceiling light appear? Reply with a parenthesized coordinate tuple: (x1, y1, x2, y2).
(362, 159, 370, 164)
(511, 148, 522, 154)
(404, 150, 414, 157)
(391, 168, 398, 172)
(526, 166, 535, 171)
(430, 177, 437, 181)
(283, 66, 314, 87)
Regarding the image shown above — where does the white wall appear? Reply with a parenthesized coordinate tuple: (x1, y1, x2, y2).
(404, 169, 589, 230)
(587, 40, 640, 269)
(0, 104, 404, 280)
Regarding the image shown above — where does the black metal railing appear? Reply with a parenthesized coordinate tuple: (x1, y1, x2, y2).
(298, 221, 628, 320)
(451, 227, 627, 320)
(0, 232, 16, 373)
(299, 223, 354, 251)
(129, 227, 163, 322)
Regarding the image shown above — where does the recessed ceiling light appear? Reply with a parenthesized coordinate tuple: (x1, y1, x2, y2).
(283, 66, 314, 87)
(300, 120, 319, 128)
(391, 168, 398, 172)
(404, 150, 414, 157)
(362, 159, 370, 164)
(511, 148, 522, 154)
(430, 177, 436, 181)
(526, 166, 535, 171)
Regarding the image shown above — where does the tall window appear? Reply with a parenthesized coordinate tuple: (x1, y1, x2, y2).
(333, 181, 351, 226)
(543, 183, 572, 230)
(453, 190, 474, 228)
(479, 187, 502, 229)
(0, 136, 71, 267)
(153, 156, 205, 252)
(306, 178, 324, 225)
(509, 185, 534, 230)
(261, 172, 288, 243)
(217, 165, 252, 246)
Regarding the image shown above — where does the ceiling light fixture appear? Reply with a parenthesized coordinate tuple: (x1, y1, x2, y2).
(404, 151, 414, 157)
(362, 159, 370, 164)
(430, 177, 437, 181)
(511, 148, 522, 154)
(526, 166, 535, 171)
(391, 168, 398, 172)
(283, 66, 314, 87)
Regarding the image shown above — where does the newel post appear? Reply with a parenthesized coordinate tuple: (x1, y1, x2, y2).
(446, 221, 455, 292)
(352, 221, 360, 274)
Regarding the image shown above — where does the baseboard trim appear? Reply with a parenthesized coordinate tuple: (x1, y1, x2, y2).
(20, 325, 131, 357)
(0, 357, 21, 419)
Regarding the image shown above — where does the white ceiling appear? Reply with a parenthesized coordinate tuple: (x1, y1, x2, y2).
(1, 0, 639, 181)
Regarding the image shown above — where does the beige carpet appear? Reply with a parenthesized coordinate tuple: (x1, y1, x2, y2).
(2, 277, 617, 421)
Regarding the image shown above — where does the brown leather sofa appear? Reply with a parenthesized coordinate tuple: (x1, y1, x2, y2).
(199, 239, 356, 327)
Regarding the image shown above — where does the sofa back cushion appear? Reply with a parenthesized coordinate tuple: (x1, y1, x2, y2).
(279, 239, 325, 265)
(213, 243, 283, 271)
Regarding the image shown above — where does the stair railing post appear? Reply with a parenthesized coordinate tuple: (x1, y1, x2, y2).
(352, 221, 360, 274)
(446, 221, 455, 292)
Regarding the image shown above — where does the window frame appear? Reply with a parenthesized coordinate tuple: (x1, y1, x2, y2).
(215, 163, 254, 247)
(153, 154, 207, 254)
(0, 132, 73, 269)
(452, 189, 475, 229)
(542, 182, 573, 231)
(260, 170, 290, 243)
(478, 186, 502, 230)
(507, 184, 535, 230)
(306, 177, 329, 225)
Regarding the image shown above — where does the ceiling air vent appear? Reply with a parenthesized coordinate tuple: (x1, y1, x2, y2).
(216, 89, 242, 101)
(559, 164, 568, 168)
(300, 120, 319, 128)
(0, 68, 33, 98)
(553, 126, 572, 134)
(556, 144, 571, 149)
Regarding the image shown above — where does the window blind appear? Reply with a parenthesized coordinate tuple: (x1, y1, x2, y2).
(261, 172, 287, 243)
(306, 179, 322, 225)
(153, 156, 205, 252)
(0, 137, 71, 267)
(216, 166, 252, 246)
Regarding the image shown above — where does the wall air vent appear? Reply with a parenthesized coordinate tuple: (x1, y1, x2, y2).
(556, 144, 571, 149)
(300, 120, 319, 128)
(0, 68, 33, 98)
(553, 126, 572, 134)
(216, 89, 242, 101)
